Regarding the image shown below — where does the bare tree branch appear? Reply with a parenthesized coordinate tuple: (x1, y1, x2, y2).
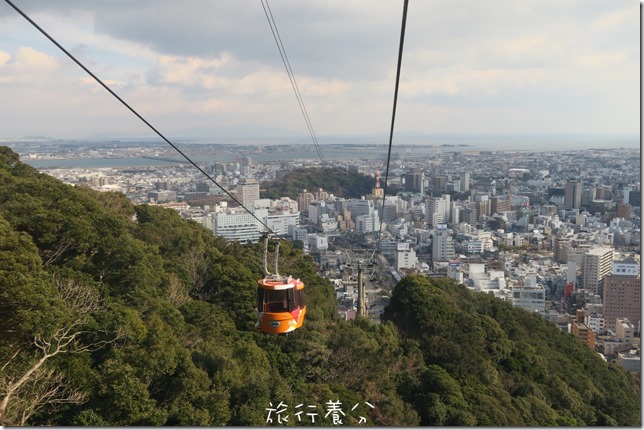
(0, 275, 119, 425)
(42, 239, 74, 266)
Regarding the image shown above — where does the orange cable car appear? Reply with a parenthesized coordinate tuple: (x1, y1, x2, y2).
(256, 239, 306, 334)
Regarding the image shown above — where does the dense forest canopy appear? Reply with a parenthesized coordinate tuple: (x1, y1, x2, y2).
(0, 147, 640, 426)
(261, 167, 375, 200)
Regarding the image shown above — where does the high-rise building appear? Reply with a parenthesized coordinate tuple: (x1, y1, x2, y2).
(432, 175, 448, 195)
(554, 238, 571, 263)
(397, 244, 417, 271)
(236, 178, 260, 208)
(565, 180, 582, 209)
(622, 187, 632, 204)
(315, 188, 329, 201)
(628, 190, 640, 207)
(425, 194, 451, 227)
(617, 202, 632, 219)
(476, 195, 491, 219)
(308, 201, 326, 224)
(403, 172, 422, 192)
(381, 203, 397, 223)
(491, 195, 511, 215)
(603, 262, 640, 331)
(460, 172, 470, 192)
(461, 207, 477, 226)
(432, 227, 455, 262)
(348, 199, 374, 220)
(297, 189, 315, 213)
(356, 211, 379, 233)
(582, 247, 614, 295)
(213, 209, 262, 243)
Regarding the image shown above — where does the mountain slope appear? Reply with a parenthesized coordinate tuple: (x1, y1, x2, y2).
(0, 147, 639, 426)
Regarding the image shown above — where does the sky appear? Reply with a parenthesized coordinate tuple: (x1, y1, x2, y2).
(0, 0, 640, 142)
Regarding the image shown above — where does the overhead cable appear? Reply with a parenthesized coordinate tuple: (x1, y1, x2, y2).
(260, 0, 326, 166)
(377, 0, 409, 252)
(4, 0, 283, 238)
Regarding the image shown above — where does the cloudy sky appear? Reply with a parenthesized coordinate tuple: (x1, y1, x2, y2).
(0, 0, 639, 141)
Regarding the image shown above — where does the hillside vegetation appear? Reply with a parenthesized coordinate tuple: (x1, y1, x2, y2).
(261, 167, 375, 200)
(0, 147, 640, 426)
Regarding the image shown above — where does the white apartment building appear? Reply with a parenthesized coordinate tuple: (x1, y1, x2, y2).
(308, 234, 328, 252)
(512, 284, 546, 313)
(289, 225, 308, 243)
(397, 247, 417, 271)
(265, 211, 300, 236)
(356, 211, 379, 234)
(308, 201, 325, 224)
(584, 313, 605, 332)
(348, 199, 374, 219)
(582, 247, 614, 295)
(432, 227, 455, 262)
(616, 318, 635, 343)
(467, 240, 485, 254)
(425, 194, 451, 227)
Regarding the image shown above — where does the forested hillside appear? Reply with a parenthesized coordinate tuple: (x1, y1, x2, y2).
(0, 147, 640, 426)
(261, 167, 375, 200)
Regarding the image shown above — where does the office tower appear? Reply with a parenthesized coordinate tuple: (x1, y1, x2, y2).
(628, 190, 640, 207)
(213, 209, 262, 243)
(460, 172, 470, 192)
(236, 178, 260, 208)
(403, 172, 422, 192)
(433, 175, 448, 195)
(381, 203, 397, 223)
(603, 262, 640, 331)
(565, 180, 582, 209)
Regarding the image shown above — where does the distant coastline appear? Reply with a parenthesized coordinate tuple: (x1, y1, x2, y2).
(7, 134, 640, 169)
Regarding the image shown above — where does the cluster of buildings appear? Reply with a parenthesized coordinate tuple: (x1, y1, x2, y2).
(29, 144, 641, 370)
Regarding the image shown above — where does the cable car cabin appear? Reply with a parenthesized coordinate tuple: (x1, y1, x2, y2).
(256, 276, 306, 334)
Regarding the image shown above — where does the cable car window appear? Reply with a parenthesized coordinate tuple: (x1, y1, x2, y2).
(261, 289, 289, 312)
(257, 288, 264, 312)
(289, 288, 304, 311)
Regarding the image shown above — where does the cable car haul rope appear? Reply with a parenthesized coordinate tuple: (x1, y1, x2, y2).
(5, 0, 409, 334)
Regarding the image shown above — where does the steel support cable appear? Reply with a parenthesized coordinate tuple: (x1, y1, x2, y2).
(260, 0, 326, 166)
(264, 0, 325, 166)
(377, 0, 409, 253)
(260, 0, 324, 165)
(5, 0, 283, 238)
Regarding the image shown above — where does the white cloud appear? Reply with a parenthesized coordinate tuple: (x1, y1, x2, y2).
(0, 47, 59, 84)
(0, 0, 638, 137)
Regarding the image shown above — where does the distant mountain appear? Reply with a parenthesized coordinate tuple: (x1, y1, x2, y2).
(0, 146, 639, 426)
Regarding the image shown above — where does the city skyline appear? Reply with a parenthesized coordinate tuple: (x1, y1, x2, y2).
(0, 0, 639, 141)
